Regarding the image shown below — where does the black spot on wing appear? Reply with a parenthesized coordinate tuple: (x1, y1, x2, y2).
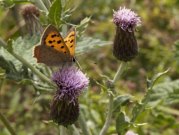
(70, 45, 73, 48)
(51, 34, 57, 38)
(69, 34, 75, 37)
(70, 40, 74, 43)
(48, 41, 53, 44)
(57, 40, 61, 44)
(61, 46, 64, 48)
(51, 45, 54, 48)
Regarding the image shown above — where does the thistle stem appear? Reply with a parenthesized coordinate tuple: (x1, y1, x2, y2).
(60, 126, 67, 135)
(112, 62, 127, 84)
(78, 111, 91, 135)
(0, 38, 56, 87)
(99, 62, 127, 135)
(0, 112, 17, 135)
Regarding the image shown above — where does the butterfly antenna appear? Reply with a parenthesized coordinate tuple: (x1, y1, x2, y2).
(74, 57, 82, 70)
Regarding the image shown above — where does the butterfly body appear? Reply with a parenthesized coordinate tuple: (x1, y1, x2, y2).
(34, 25, 76, 66)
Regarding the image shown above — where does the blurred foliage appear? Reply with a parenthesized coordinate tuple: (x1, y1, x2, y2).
(0, 0, 179, 135)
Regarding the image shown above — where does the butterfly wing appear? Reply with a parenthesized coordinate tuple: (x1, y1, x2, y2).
(34, 25, 73, 66)
(41, 25, 70, 55)
(64, 28, 76, 57)
(34, 44, 73, 66)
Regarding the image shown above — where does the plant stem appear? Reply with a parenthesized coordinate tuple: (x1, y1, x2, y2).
(0, 38, 56, 87)
(0, 113, 17, 135)
(99, 93, 113, 135)
(131, 87, 153, 123)
(78, 111, 91, 135)
(112, 62, 127, 84)
(99, 62, 127, 135)
(71, 125, 80, 135)
(60, 126, 67, 135)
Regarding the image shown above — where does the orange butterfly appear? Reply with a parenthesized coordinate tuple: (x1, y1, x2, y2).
(34, 25, 76, 66)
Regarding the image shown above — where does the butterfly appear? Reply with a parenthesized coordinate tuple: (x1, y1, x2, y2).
(34, 24, 76, 66)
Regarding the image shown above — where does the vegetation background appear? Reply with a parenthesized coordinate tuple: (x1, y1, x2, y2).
(0, 0, 179, 135)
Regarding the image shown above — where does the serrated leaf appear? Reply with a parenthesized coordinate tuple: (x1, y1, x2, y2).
(76, 37, 112, 55)
(116, 112, 130, 134)
(113, 95, 131, 112)
(149, 79, 179, 105)
(0, 55, 21, 80)
(148, 69, 169, 88)
(0, 0, 14, 8)
(76, 17, 91, 37)
(48, 0, 62, 26)
(0, 36, 39, 70)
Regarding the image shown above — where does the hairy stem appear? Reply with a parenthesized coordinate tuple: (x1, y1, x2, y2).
(60, 126, 67, 135)
(0, 113, 17, 135)
(99, 62, 127, 135)
(78, 111, 91, 135)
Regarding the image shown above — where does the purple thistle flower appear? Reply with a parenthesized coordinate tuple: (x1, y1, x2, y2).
(52, 66, 89, 103)
(113, 7, 141, 32)
(113, 7, 141, 62)
(50, 66, 89, 126)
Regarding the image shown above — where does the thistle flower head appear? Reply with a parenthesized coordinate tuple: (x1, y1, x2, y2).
(21, 4, 40, 19)
(21, 4, 42, 35)
(52, 66, 89, 103)
(50, 66, 89, 126)
(50, 97, 79, 126)
(112, 7, 141, 62)
(113, 7, 141, 31)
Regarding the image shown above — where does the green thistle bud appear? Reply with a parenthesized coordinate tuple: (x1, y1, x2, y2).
(50, 96, 79, 126)
(113, 7, 141, 62)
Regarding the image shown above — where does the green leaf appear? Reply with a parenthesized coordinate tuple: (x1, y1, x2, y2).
(113, 95, 131, 112)
(48, 0, 62, 26)
(150, 79, 179, 105)
(0, 67, 6, 78)
(116, 112, 130, 134)
(148, 69, 169, 89)
(76, 17, 91, 37)
(0, 36, 39, 69)
(0, 0, 15, 8)
(0, 55, 20, 80)
(131, 70, 170, 123)
(76, 37, 112, 55)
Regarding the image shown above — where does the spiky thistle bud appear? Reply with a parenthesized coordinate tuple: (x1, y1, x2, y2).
(21, 4, 42, 35)
(50, 66, 89, 126)
(113, 7, 141, 62)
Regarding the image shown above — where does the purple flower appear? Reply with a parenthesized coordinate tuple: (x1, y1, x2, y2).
(52, 66, 89, 103)
(113, 7, 141, 32)
(113, 7, 141, 62)
(50, 66, 89, 126)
